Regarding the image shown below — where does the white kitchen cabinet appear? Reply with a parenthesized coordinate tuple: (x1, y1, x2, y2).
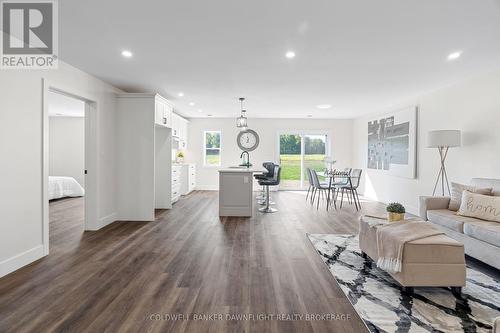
(171, 113, 181, 137)
(179, 164, 196, 195)
(155, 98, 173, 128)
(172, 165, 182, 203)
(171, 112, 189, 149)
(179, 117, 188, 149)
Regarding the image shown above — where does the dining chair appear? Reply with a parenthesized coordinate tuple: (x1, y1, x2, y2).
(329, 168, 351, 205)
(311, 170, 333, 210)
(305, 168, 314, 202)
(337, 169, 362, 211)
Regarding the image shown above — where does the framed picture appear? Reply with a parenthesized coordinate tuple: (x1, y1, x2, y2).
(367, 106, 417, 178)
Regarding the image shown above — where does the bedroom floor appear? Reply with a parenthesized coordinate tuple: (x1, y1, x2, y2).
(0, 192, 497, 332)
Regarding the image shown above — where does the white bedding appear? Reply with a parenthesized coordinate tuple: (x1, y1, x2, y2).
(49, 176, 85, 200)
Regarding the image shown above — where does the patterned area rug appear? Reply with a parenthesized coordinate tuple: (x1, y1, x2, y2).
(307, 234, 500, 333)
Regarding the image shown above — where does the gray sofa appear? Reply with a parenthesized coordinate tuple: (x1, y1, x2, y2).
(419, 178, 500, 270)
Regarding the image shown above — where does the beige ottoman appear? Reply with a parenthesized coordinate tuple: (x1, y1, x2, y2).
(359, 216, 466, 293)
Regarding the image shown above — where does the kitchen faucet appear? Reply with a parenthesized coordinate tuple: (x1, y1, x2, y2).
(240, 151, 251, 167)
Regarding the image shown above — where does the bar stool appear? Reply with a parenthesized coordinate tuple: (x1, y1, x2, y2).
(258, 165, 281, 213)
(258, 164, 277, 206)
(254, 162, 274, 201)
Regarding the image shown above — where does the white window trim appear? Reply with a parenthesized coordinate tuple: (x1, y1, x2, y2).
(203, 130, 222, 167)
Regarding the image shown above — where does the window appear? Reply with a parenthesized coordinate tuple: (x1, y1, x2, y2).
(204, 131, 221, 166)
(278, 131, 329, 189)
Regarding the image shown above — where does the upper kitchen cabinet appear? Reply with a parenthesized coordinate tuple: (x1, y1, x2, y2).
(171, 112, 189, 149)
(171, 112, 181, 137)
(179, 117, 188, 149)
(155, 96, 173, 128)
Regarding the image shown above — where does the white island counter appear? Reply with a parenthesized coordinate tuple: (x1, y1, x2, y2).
(218, 166, 265, 217)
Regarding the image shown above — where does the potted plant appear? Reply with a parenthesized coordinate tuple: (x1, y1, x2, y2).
(386, 202, 406, 222)
(176, 151, 184, 163)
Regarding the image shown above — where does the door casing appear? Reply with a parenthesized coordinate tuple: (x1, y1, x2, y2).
(42, 79, 99, 256)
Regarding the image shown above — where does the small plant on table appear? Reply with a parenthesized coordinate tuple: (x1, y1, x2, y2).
(386, 202, 406, 222)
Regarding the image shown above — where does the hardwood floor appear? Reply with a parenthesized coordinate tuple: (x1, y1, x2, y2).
(0, 192, 393, 332)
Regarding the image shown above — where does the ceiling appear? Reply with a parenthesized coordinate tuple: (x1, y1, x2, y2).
(48, 91, 85, 117)
(59, 0, 500, 119)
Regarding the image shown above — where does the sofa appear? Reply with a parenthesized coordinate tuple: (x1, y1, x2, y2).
(419, 178, 500, 270)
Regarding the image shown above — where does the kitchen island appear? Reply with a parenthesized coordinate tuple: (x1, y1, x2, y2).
(218, 166, 265, 217)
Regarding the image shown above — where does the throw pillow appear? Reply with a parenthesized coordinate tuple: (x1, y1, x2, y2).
(448, 182, 492, 211)
(457, 191, 500, 223)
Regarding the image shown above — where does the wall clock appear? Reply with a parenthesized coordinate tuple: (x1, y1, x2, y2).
(237, 129, 260, 151)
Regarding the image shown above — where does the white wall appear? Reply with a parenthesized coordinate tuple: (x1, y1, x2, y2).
(49, 117, 85, 186)
(185, 118, 353, 190)
(0, 61, 122, 277)
(352, 70, 500, 213)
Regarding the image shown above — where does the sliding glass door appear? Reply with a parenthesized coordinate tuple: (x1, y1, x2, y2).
(303, 134, 328, 189)
(278, 132, 329, 190)
(279, 134, 302, 189)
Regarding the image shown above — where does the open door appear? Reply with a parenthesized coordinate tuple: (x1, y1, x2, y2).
(42, 80, 98, 255)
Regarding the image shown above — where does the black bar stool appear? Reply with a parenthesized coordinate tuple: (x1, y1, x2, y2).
(255, 162, 275, 203)
(258, 165, 281, 213)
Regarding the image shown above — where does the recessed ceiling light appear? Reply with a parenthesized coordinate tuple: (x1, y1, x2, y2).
(316, 104, 332, 109)
(177, 92, 184, 97)
(121, 50, 133, 58)
(189, 102, 195, 106)
(447, 51, 462, 61)
(198, 109, 203, 113)
(285, 51, 296, 59)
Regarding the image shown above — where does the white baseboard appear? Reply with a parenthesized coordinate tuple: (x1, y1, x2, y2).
(194, 186, 218, 191)
(94, 212, 117, 230)
(0, 245, 45, 278)
(194, 186, 279, 192)
(359, 192, 419, 216)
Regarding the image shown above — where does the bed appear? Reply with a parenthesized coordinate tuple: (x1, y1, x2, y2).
(49, 176, 85, 200)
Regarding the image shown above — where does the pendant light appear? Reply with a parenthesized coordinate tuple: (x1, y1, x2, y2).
(236, 97, 248, 130)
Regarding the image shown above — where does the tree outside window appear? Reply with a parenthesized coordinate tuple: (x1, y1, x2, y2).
(204, 131, 221, 166)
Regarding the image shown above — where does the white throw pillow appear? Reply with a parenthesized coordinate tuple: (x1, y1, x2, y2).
(457, 191, 500, 223)
(448, 182, 492, 211)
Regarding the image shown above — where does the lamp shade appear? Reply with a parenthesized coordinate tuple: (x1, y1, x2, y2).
(236, 110, 247, 129)
(427, 130, 461, 148)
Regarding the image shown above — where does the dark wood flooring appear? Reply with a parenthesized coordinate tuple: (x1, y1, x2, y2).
(1, 191, 494, 332)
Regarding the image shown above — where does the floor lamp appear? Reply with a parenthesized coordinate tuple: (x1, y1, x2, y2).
(427, 130, 461, 196)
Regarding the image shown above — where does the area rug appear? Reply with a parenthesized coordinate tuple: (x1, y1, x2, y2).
(307, 234, 500, 333)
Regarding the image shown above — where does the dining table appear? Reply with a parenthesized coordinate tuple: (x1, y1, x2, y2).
(322, 169, 359, 211)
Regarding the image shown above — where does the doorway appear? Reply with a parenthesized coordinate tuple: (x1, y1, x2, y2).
(277, 132, 329, 190)
(42, 81, 98, 255)
(47, 91, 86, 240)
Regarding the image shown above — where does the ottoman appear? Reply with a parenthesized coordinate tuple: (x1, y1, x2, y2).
(359, 216, 466, 293)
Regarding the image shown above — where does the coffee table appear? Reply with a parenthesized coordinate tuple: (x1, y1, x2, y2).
(359, 215, 466, 294)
